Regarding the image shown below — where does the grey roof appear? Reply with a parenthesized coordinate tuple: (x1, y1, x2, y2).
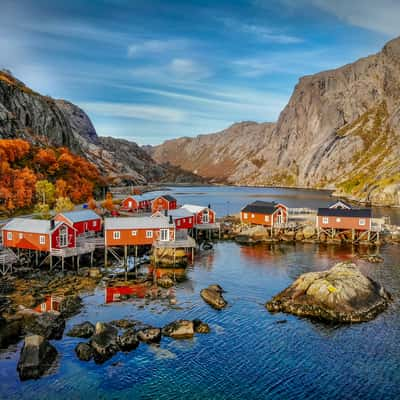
(167, 208, 194, 219)
(181, 204, 208, 214)
(132, 193, 155, 202)
(104, 216, 174, 230)
(317, 208, 372, 218)
(159, 194, 176, 202)
(2, 218, 63, 234)
(241, 201, 277, 214)
(60, 210, 100, 223)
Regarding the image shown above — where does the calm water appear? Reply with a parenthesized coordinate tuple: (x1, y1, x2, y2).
(1, 187, 400, 400)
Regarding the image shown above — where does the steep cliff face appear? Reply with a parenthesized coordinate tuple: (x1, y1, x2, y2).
(151, 37, 400, 205)
(0, 70, 201, 185)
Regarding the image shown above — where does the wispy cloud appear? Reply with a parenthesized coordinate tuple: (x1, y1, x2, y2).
(130, 58, 212, 82)
(127, 39, 190, 57)
(220, 17, 303, 44)
(78, 101, 186, 123)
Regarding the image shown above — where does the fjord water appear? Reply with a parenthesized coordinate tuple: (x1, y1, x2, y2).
(1, 186, 400, 399)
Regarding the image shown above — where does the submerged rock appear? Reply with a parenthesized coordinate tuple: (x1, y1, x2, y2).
(162, 320, 194, 339)
(200, 285, 227, 310)
(266, 262, 391, 323)
(75, 342, 94, 361)
(193, 319, 211, 334)
(17, 335, 57, 380)
(117, 328, 139, 351)
(59, 295, 83, 318)
(67, 321, 95, 338)
(136, 328, 162, 343)
(90, 322, 119, 363)
(110, 319, 139, 329)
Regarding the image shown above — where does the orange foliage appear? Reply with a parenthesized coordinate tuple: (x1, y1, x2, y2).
(102, 192, 114, 211)
(0, 139, 30, 162)
(88, 197, 97, 210)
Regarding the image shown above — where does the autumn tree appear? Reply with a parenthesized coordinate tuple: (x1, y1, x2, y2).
(55, 197, 75, 213)
(55, 179, 68, 198)
(102, 192, 114, 211)
(88, 197, 97, 210)
(35, 180, 56, 206)
(34, 203, 51, 219)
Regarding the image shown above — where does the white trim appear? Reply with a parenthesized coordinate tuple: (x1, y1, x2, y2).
(322, 217, 329, 224)
(359, 219, 366, 226)
(7, 232, 12, 241)
(131, 230, 137, 236)
(39, 235, 46, 245)
(113, 231, 120, 240)
(146, 230, 153, 238)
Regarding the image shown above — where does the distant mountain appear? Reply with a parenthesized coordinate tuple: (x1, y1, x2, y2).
(0, 70, 202, 185)
(150, 37, 400, 206)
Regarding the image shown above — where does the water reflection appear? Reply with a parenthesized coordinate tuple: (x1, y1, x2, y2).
(33, 295, 62, 313)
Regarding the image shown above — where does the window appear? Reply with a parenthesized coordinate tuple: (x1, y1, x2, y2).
(41, 303, 47, 312)
(359, 219, 366, 226)
(189, 218, 192, 223)
(7, 232, 12, 241)
(177, 220, 181, 226)
(131, 230, 137, 236)
(264, 215, 269, 222)
(336, 218, 341, 222)
(322, 217, 329, 224)
(202, 211, 209, 223)
(243, 213, 248, 219)
(183, 218, 186, 223)
(93, 220, 97, 227)
(146, 230, 153, 238)
(39, 235, 46, 244)
(19, 233, 23, 239)
(160, 229, 169, 241)
(251, 213, 255, 218)
(59, 227, 68, 247)
(128, 201, 132, 207)
(113, 231, 120, 240)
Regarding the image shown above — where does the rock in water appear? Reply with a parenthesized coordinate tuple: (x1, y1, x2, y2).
(136, 328, 162, 343)
(200, 285, 227, 310)
(59, 295, 83, 318)
(193, 319, 211, 334)
(117, 329, 139, 351)
(23, 311, 65, 340)
(17, 335, 57, 380)
(266, 263, 391, 323)
(90, 322, 119, 363)
(75, 342, 94, 361)
(67, 321, 95, 338)
(0, 316, 23, 348)
(162, 320, 194, 339)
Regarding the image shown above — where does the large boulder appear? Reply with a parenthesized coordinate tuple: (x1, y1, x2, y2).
(117, 328, 139, 351)
(200, 285, 227, 310)
(266, 263, 391, 323)
(162, 320, 194, 339)
(23, 311, 65, 340)
(193, 319, 211, 334)
(17, 335, 57, 380)
(75, 342, 94, 361)
(302, 226, 316, 240)
(0, 316, 23, 348)
(90, 322, 119, 363)
(67, 321, 95, 338)
(136, 328, 162, 343)
(59, 295, 83, 318)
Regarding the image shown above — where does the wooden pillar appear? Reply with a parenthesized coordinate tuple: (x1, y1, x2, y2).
(35, 250, 38, 266)
(173, 247, 176, 266)
(352, 229, 355, 242)
(124, 245, 128, 281)
(105, 246, 108, 268)
(191, 247, 194, 264)
(62, 256, 64, 273)
(77, 255, 80, 273)
(90, 251, 94, 267)
(50, 255, 53, 270)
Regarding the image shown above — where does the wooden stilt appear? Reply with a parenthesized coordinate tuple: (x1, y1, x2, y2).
(90, 251, 94, 267)
(50, 255, 53, 270)
(173, 247, 176, 266)
(105, 246, 108, 268)
(62, 256, 64, 273)
(124, 245, 128, 281)
(35, 250, 38, 266)
(77, 255, 80, 273)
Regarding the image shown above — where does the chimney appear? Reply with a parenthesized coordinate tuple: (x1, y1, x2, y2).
(169, 215, 173, 224)
(50, 219, 55, 230)
(208, 204, 211, 210)
(164, 209, 168, 217)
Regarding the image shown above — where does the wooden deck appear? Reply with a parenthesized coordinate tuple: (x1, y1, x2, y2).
(153, 236, 196, 249)
(194, 222, 221, 230)
(0, 248, 18, 274)
(50, 242, 96, 258)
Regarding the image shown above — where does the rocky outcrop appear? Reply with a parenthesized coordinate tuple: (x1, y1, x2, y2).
(193, 319, 210, 334)
(266, 263, 391, 323)
(75, 342, 94, 361)
(67, 321, 95, 338)
(0, 70, 203, 185)
(17, 335, 57, 380)
(22, 311, 65, 340)
(200, 285, 228, 310)
(117, 328, 139, 351)
(150, 37, 400, 206)
(89, 322, 119, 363)
(162, 320, 194, 339)
(136, 327, 162, 343)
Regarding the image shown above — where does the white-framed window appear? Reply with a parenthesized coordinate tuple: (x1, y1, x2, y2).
(183, 218, 186, 223)
(177, 220, 181, 226)
(7, 232, 12, 241)
(128, 201, 132, 207)
(113, 231, 120, 240)
(359, 219, 366, 226)
(251, 213, 255, 218)
(189, 217, 192, 223)
(19, 233, 23, 239)
(264, 215, 269, 222)
(160, 229, 169, 241)
(146, 230, 153, 238)
(336, 218, 341, 222)
(243, 213, 248, 219)
(131, 230, 137, 236)
(41, 303, 46, 312)
(93, 220, 97, 227)
(39, 235, 46, 244)
(322, 217, 329, 224)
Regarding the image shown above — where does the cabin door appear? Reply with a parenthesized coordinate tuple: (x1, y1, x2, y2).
(160, 229, 170, 242)
(277, 210, 283, 225)
(59, 226, 68, 247)
(202, 211, 209, 223)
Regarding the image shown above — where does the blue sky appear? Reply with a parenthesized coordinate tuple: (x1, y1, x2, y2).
(0, 0, 398, 145)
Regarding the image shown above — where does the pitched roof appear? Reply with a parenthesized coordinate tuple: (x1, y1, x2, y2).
(104, 216, 174, 230)
(158, 194, 176, 202)
(328, 200, 352, 209)
(59, 210, 100, 223)
(317, 208, 372, 218)
(241, 201, 277, 215)
(2, 218, 64, 234)
(133, 193, 155, 202)
(167, 208, 194, 219)
(180, 204, 209, 214)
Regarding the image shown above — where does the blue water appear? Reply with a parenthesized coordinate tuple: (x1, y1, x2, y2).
(1, 186, 400, 399)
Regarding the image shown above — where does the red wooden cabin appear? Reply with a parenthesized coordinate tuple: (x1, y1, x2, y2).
(2, 218, 76, 252)
(154, 209, 194, 230)
(180, 204, 216, 226)
(151, 195, 177, 213)
(240, 201, 288, 227)
(120, 194, 154, 212)
(55, 210, 102, 236)
(316, 208, 372, 231)
(104, 216, 175, 247)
